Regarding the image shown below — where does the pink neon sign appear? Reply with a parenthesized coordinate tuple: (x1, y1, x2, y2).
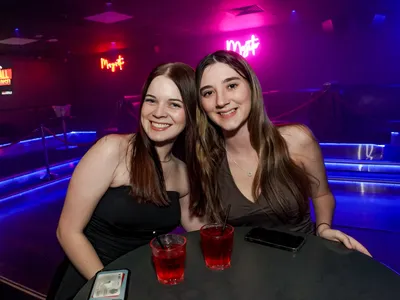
(100, 55, 125, 72)
(225, 35, 260, 58)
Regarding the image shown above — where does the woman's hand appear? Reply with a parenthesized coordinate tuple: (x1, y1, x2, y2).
(318, 227, 372, 257)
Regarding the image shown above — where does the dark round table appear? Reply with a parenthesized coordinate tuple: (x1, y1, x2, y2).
(74, 227, 400, 300)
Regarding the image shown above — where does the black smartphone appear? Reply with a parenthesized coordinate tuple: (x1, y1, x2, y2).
(244, 227, 306, 252)
(89, 269, 129, 300)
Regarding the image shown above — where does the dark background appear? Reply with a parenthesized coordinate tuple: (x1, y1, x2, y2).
(0, 0, 399, 142)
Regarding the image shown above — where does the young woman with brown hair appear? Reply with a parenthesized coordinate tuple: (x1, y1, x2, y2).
(191, 50, 370, 257)
(47, 62, 204, 300)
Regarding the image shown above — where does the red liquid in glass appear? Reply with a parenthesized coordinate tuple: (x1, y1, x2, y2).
(201, 227, 234, 270)
(152, 244, 186, 285)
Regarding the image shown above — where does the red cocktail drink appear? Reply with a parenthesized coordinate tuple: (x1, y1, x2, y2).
(150, 234, 186, 285)
(200, 224, 234, 270)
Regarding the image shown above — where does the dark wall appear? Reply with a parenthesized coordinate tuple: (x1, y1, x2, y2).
(69, 22, 400, 116)
(0, 57, 69, 138)
(65, 37, 202, 131)
(184, 23, 400, 90)
(1, 21, 399, 142)
(68, 23, 399, 142)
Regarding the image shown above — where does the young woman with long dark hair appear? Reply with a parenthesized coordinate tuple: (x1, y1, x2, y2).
(191, 50, 370, 256)
(47, 62, 204, 300)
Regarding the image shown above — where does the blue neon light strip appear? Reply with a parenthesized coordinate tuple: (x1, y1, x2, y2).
(69, 131, 96, 134)
(0, 131, 97, 148)
(0, 159, 79, 183)
(0, 131, 398, 206)
(0, 131, 388, 149)
(8, 158, 398, 194)
(320, 143, 385, 147)
(329, 179, 400, 188)
(325, 162, 400, 173)
(0, 176, 71, 204)
(1, 174, 399, 207)
(0, 159, 79, 193)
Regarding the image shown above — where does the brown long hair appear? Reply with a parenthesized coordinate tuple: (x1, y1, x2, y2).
(192, 50, 312, 222)
(129, 62, 199, 206)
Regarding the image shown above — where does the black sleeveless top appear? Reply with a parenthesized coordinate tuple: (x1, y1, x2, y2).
(47, 187, 181, 300)
(218, 156, 314, 234)
(84, 186, 181, 264)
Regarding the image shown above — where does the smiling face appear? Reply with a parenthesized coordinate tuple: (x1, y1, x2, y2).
(140, 75, 186, 144)
(199, 62, 252, 134)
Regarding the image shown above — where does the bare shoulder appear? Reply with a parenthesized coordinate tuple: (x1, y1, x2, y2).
(276, 124, 321, 163)
(100, 133, 132, 147)
(89, 133, 133, 161)
(277, 124, 316, 148)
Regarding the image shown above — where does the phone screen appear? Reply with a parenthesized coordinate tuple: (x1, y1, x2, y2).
(90, 269, 129, 300)
(245, 227, 305, 250)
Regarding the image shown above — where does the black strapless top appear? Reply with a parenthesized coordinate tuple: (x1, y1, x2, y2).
(84, 186, 181, 265)
(47, 187, 181, 300)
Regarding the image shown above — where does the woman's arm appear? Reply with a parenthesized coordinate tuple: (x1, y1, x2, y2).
(279, 125, 334, 227)
(281, 125, 371, 256)
(288, 126, 335, 231)
(56, 134, 123, 279)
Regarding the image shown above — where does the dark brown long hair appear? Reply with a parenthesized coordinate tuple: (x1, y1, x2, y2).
(129, 62, 199, 206)
(192, 50, 312, 222)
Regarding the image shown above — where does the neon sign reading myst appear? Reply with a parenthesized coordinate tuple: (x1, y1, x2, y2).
(225, 35, 260, 58)
(100, 55, 125, 72)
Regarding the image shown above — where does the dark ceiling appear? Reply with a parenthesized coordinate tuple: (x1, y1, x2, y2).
(0, 0, 397, 57)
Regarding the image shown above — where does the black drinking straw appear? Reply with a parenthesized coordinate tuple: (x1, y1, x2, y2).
(153, 231, 165, 249)
(221, 204, 232, 234)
